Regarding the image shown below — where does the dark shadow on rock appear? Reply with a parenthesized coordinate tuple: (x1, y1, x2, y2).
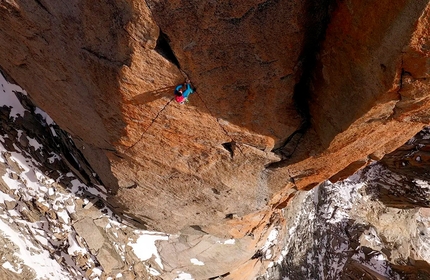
(365, 175, 430, 209)
(265, 0, 336, 169)
(127, 86, 176, 105)
(257, 218, 370, 280)
(257, 216, 418, 280)
(0, 90, 138, 226)
(380, 127, 430, 182)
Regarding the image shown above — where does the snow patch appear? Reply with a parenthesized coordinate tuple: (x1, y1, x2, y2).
(190, 258, 205, 266)
(217, 238, 235, 245)
(28, 137, 42, 151)
(0, 73, 27, 119)
(0, 192, 15, 204)
(34, 107, 55, 126)
(149, 267, 161, 276)
(175, 271, 194, 280)
(0, 218, 70, 279)
(128, 232, 168, 269)
(2, 261, 21, 274)
(415, 179, 430, 189)
(223, 238, 235, 245)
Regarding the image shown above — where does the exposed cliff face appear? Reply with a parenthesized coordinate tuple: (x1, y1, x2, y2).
(259, 162, 430, 280)
(2, 74, 430, 278)
(258, 128, 430, 279)
(1, 0, 430, 263)
(269, 0, 430, 195)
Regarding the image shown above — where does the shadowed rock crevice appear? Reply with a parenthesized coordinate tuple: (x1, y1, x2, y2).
(208, 272, 230, 280)
(81, 47, 124, 65)
(154, 30, 181, 68)
(221, 142, 234, 158)
(34, 0, 52, 15)
(269, 0, 336, 168)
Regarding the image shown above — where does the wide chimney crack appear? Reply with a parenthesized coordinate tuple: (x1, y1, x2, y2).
(268, 0, 336, 169)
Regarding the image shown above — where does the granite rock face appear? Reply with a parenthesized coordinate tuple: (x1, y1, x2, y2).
(1, 0, 430, 247)
(269, 0, 430, 196)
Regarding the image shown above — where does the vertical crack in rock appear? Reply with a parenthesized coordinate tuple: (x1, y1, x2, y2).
(269, 0, 336, 168)
(398, 55, 405, 97)
(126, 97, 175, 151)
(392, 54, 407, 119)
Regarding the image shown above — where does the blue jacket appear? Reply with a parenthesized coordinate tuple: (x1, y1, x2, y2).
(175, 83, 194, 98)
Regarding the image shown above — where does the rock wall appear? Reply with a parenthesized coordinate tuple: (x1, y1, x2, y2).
(258, 159, 430, 280)
(269, 0, 430, 196)
(1, 2, 430, 277)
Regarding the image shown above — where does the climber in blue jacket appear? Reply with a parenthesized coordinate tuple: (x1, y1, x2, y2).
(174, 80, 194, 104)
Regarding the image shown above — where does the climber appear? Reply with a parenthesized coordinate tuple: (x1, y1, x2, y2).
(174, 79, 194, 104)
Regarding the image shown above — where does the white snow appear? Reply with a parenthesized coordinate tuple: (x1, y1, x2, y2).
(67, 233, 87, 256)
(34, 107, 55, 126)
(91, 267, 102, 278)
(56, 209, 70, 224)
(47, 154, 60, 164)
(149, 267, 161, 276)
(2, 173, 20, 190)
(415, 179, 430, 189)
(0, 192, 15, 204)
(190, 258, 205, 266)
(217, 238, 236, 245)
(0, 218, 70, 279)
(127, 232, 169, 269)
(0, 74, 27, 119)
(174, 271, 195, 280)
(261, 228, 279, 253)
(28, 137, 43, 151)
(2, 261, 21, 274)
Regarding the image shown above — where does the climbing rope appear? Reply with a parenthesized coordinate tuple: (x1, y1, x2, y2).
(126, 69, 245, 158)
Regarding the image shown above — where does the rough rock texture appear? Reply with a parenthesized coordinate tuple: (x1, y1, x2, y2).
(269, 0, 430, 195)
(3, 82, 430, 279)
(0, 87, 169, 279)
(259, 160, 430, 280)
(2, 0, 430, 278)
